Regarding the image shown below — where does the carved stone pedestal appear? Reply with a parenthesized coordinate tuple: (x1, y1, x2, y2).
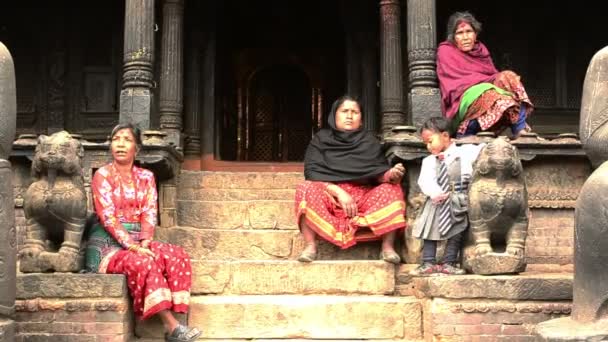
(409, 87, 442, 128)
(463, 253, 526, 275)
(19, 251, 84, 273)
(119, 88, 154, 130)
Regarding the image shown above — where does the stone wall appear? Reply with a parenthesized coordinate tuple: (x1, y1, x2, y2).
(15, 274, 132, 342)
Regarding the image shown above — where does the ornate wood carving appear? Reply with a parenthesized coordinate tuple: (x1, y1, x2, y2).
(379, 0, 405, 134)
(159, 0, 185, 146)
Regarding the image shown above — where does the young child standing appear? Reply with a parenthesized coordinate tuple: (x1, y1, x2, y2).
(410, 117, 484, 276)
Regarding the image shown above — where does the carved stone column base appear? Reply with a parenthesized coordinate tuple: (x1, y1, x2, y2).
(535, 317, 608, 341)
(409, 87, 442, 128)
(119, 88, 154, 130)
(0, 319, 15, 342)
(162, 129, 181, 147)
(463, 252, 527, 275)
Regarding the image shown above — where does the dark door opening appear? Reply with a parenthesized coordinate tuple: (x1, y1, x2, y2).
(248, 65, 312, 161)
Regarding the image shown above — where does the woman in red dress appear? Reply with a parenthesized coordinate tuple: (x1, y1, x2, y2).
(85, 123, 201, 342)
(295, 96, 407, 263)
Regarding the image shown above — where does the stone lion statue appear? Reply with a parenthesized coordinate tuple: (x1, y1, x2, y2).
(20, 131, 87, 273)
(463, 137, 529, 275)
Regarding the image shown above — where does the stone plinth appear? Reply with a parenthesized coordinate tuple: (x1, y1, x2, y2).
(15, 274, 132, 342)
(535, 317, 608, 341)
(465, 253, 527, 275)
(411, 273, 572, 300)
(190, 260, 395, 295)
(189, 295, 421, 340)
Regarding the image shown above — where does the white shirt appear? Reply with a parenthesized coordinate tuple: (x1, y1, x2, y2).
(417, 142, 485, 198)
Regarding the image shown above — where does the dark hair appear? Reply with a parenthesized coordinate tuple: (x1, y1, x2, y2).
(110, 123, 142, 148)
(420, 117, 450, 134)
(446, 11, 482, 44)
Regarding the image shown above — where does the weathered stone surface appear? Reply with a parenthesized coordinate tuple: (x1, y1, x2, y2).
(178, 171, 303, 190)
(156, 227, 297, 260)
(0, 319, 15, 342)
(526, 209, 574, 265)
(413, 273, 572, 300)
(179, 188, 296, 201)
(157, 227, 384, 261)
(427, 298, 571, 341)
(191, 260, 395, 295)
(177, 200, 296, 229)
(189, 295, 421, 340)
(17, 274, 127, 299)
(535, 317, 608, 341)
(466, 253, 527, 275)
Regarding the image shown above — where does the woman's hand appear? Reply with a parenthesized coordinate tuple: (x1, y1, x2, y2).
(336, 189, 358, 218)
(385, 163, 405, 184)
(431, 192, 450, 205)
(140, 239, 151, 249)
(128, 244, 155, 258)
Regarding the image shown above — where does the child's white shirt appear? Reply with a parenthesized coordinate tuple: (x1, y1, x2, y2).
(417, 142, 485, 198)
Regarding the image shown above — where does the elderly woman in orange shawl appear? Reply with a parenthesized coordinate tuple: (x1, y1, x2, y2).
(436, 11, 534, 138)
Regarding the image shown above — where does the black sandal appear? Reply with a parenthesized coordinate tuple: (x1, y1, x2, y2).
(165, 324, 202, 342)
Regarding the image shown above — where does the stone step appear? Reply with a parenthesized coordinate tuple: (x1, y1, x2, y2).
(185, 295, 421, 340)
(134, 339, 421, 342)
(179, 171, 303, 190)
(177, 199, 296, 230)
(408, 272, 573, 301)
(190, 260, 395, 295)
(156, 226, 383, 261)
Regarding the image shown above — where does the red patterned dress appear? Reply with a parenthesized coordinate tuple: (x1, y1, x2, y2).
(87, 163, 192, 320)
(295, 181, 406, 249)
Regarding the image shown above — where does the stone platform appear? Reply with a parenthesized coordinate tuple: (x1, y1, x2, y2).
(15, 273, 132, 342)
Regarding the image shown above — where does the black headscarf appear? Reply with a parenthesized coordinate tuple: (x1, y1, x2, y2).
(304, 96, 390, 182)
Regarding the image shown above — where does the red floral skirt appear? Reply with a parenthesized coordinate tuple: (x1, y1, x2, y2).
(457, 70, 534, 135)
(295, 181, 406, 249)
(101, 241, 192, 320)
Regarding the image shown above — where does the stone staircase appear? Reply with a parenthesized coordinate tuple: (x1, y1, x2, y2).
(137, 171, 423, 341)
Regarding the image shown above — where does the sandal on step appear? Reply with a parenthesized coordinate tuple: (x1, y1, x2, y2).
(380, 250, 401, 264)
(297, 249, 317, 262)
(165, 324, 202, 342)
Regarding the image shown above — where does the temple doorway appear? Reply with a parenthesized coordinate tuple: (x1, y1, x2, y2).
(247, 65, 312, 162)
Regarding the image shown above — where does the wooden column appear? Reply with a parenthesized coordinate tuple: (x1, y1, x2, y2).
(184, 32, 202, 158)
(119, 0, 155, 130)
(200, 9, 216, 164)
(407, 0, 441, 127)
(360, 31, 379, 133)
(379, 0, 405, 135)
(159, 0, 185, 146)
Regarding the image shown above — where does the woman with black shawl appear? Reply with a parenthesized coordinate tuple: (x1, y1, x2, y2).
(294, 95, 406, 263)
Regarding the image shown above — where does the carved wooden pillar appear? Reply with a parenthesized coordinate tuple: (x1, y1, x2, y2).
(159, 0, 185, 146)
(407, 0, 442, 127)
(0, 42, 16, 342)
(379, 0, 405, 135)
(119, 0, 155, 130)
(360, 31, 379, 133)
(201, 16, 216, 163)
(184, 32, 202, 158)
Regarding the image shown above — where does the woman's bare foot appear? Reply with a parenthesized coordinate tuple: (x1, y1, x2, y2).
(297, 243, 317, 262)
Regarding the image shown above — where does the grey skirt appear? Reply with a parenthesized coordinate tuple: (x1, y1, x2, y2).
(412, 192, 469, 241)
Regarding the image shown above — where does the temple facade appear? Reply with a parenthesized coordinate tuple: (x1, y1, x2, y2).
(1, 0, 604, 167)
(2, 1, 606, 341)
